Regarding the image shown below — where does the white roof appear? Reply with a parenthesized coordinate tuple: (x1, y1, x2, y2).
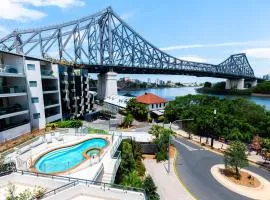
(104, 95, 133, 108)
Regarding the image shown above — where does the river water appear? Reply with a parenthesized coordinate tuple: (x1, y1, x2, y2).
(119, 87, 270, 110)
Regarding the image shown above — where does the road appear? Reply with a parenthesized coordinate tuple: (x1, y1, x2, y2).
(172, 137, 270, 200)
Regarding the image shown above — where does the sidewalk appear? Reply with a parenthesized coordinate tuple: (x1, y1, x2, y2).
(175, 130, 270, 169)
(143, 157, 194, 200)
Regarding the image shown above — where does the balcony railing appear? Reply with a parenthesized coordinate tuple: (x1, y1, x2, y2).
(44, 99, 59, 107)
(0, 104, 28, 116)
(41, 69, 56, 77)
(0, 119, 30, 132)
(45, 110, 60, 118)
(0, 86, 26, 94)
(43, 86, 58, 91)
(0, 64, 23, 75)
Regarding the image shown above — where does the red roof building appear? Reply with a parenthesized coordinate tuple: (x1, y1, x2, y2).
(136, 93, 168, 111)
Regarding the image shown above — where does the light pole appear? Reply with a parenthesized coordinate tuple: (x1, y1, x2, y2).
(211, 109, 217, 148)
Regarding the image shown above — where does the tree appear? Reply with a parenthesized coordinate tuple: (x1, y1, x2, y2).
(224, 141, 249, 179)
(204, 82, 212, 88)
(122, 170, 143, 188)
(143, 175, 160, 200)
(152, 126, 174, 162)
(126, 98, 148, 121)
(122, 114, 134, 128)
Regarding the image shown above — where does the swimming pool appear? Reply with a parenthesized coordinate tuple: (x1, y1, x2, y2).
(34, 138, 108, 174)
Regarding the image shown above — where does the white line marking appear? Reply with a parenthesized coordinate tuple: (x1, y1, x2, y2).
(173, 139, 202, 151)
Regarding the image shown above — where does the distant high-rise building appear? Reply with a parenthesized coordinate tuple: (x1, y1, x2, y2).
(263, 74, 270, 80)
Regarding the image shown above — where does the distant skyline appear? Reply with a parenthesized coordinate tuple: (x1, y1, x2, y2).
(0, 0, 269, 82)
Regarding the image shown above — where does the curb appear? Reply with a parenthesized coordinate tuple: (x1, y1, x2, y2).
(173, 148, 197, 200)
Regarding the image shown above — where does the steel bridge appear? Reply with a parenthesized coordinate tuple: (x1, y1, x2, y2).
(0, 7, 256, 80)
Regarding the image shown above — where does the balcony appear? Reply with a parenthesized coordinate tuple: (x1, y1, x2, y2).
(0, 104, 28, 119)
(0, 114, 30, 133)
(41, 69, 57, 79)
(0, 86, 26, 95)
(44, 99, 60, 109)
(0, 64, 24, 76)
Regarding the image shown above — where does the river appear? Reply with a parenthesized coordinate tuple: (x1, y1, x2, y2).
(119, 87, 270, 110)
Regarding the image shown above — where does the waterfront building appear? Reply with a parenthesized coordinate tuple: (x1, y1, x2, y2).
(0, 51, 96, 142)
(136, 92, 168, 111)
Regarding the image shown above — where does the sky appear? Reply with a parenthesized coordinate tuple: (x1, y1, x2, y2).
(0, 0, 269, 83)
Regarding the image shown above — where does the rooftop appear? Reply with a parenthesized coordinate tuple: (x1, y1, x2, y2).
(136, 93, 168, 104)
(104, 95, 133, 108)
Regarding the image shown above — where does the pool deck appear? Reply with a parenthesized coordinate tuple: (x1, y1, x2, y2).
(8, 133, 119, 181)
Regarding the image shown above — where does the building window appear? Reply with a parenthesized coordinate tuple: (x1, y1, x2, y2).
(164, 103, 166, 107)
(29, 81, 37, 87)
(152, 104, 154, 109)
(31, 97, 39, 103)
(33, 113, 40, 119)
(160, 103, 162, 107)
(27, 64, 35, 70)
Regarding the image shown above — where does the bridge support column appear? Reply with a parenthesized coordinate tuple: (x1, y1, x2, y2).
(97, 72, 118, 100)
(245, 79, 257, 88)
(225, 78, 245, 90)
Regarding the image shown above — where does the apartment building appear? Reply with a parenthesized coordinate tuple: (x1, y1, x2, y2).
(59, 65, 96, 119)
(25, 58, 62, 130)
(0, 51, 96, 142)
(0, 52, 31, 142)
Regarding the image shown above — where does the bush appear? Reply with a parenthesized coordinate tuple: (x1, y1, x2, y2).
(143, 175, 160, 200)
(122, 114, 134, 128)
(157, 116, 164, 122)
(47, 120, 82, 128)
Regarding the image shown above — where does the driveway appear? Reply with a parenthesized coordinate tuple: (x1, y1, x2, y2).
(172, 137, 270, 200)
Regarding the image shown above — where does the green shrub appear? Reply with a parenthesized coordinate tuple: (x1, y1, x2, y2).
(47, 120, 82, 128)
(143, 175, 160, 200)
(136, 160, 146, 177)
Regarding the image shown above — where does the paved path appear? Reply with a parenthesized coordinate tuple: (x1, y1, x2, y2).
(143, 158, 194, 200)
(172, 137, 270, 200)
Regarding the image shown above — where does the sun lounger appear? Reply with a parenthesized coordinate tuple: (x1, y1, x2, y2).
(45, 134, 52, 143)
(30, 137, 44, 148)
(55, 132, 63, 141)
(17, 145, 31, 155)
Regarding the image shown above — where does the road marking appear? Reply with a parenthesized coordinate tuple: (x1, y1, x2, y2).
(173, 139, 203, 151)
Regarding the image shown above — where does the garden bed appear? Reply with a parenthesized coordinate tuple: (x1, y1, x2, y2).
(219, 168, 260, 188)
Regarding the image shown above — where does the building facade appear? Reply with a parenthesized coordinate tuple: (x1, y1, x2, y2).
(0, 51, 96, 142)
(59, 66, 96, 119)
(136, 92, 168, 111)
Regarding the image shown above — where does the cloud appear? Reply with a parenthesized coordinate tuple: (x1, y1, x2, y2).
(13, 0, 85, 8)
(161, 40, 270, 51)
(242, 48, 270, 60)
(120, 11, 135, 20)
(178, 55, 208, 63)
(0, 0, 85, 21)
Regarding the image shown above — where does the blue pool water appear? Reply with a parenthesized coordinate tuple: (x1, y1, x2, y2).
(34, 138, 108, 173)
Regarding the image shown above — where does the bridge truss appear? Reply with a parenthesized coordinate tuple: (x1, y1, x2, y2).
(0, 7, 255, 79)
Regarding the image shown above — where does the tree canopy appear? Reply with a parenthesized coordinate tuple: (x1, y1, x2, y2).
(126, 98, 148, 121)
(164, 95, 270, 143)
(253, 81, 270, 94)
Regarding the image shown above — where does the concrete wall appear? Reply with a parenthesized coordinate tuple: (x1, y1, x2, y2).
(24, 60, 46, 130)
(225, 79, 245, 90)
(148, 102, 167, 111)
(0, 123, 31, 142)
(97, 72, 117, 100)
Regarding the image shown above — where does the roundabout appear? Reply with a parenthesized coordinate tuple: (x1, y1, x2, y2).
(211, 164, 270, 200)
